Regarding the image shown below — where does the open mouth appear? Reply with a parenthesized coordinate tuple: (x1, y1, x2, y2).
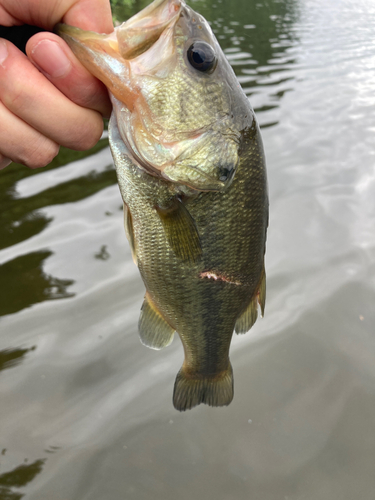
(56, 0, 184, 109)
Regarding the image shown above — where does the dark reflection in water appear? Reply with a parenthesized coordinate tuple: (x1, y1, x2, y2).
(95, 245, 111, 261)
(0, 346, 36, 373)
(0, 251, 74, 316)
(0, 139, 112, 251)
(0, 459, 46, 500)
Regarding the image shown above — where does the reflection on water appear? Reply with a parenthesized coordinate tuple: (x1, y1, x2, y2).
(0, 346, 36, 373)
(94, 245, 111, 261)
(0, 251, 74, 316)
(1, 0, 375, 498)
(0, 140, 111, 250)
(192, 0, 299, 126)
(0, 459, 45, 500)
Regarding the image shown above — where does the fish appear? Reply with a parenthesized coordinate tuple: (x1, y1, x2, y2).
(57, 0, 268, 411)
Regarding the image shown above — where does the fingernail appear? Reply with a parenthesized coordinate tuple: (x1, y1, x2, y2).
(31, 40, 72, 78)
(0, 40, 8, 66)
(0, 156, 12, 170)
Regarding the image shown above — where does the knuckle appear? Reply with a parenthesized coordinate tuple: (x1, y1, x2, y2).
(2, 79, 35, 114)
(67, 77, 106, 111)
(21, 139, 59, 169)
(70, 118, 103, 151)
(2, 85, 24, 112)
(78, 82, 102, 109)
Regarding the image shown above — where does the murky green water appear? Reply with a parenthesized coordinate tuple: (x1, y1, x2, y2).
(1, 0, 375, 498)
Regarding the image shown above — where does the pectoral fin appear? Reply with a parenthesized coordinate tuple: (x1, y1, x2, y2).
(123, 203, 137, 264)
(155, 197, 202, 263)
(235, 269, 266, 334)
(138, 294, 175, 350)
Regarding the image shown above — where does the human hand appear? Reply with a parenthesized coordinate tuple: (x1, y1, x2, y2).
(0, 0, 113, 170)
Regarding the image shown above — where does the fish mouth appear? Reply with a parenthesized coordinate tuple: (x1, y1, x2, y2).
(57, 0, 239, 192)
(56, 0, 184, 109)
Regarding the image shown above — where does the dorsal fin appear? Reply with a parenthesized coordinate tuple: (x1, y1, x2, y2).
(155, 197, 202, 263)
(138, 294, 175, 350)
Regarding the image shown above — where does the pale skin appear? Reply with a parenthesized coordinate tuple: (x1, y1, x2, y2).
(0, 0, 114, 170)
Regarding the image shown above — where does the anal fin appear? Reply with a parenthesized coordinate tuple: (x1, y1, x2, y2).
(235, 296, 258, 334)
(155, 197, 202, 263)
(138, 294, 175, 350)
(235, 269, 266, 334)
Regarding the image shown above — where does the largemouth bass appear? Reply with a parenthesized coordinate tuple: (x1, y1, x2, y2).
(57, 0, 268, 411)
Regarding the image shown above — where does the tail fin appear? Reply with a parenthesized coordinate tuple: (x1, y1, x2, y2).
(173, 363, 234, 411)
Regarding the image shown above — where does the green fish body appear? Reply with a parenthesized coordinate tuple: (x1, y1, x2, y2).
(57, 0, 268, 411)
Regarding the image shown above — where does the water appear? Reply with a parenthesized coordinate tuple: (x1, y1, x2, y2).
(1, 0, 375, 498)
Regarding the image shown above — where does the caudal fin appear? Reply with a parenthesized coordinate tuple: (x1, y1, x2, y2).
(173, 364, 234, 411)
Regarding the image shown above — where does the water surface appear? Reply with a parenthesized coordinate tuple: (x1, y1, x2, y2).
(1, 0, 375, 498)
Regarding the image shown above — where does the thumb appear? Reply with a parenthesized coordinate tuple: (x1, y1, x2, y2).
(26, 32, 112, 118)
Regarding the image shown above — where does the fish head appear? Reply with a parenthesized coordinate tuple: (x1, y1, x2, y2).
(57, 0, 254, 191)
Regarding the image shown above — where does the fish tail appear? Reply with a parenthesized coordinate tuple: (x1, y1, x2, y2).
(173, 363, 233, 411)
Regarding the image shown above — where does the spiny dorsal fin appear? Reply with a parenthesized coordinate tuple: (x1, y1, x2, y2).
(123, 203, 137, 264)
(155, 197, 202, 263)
(138, 294, 175, 350)
(235, 269, 266, 334)
(173, 363, 234, 411)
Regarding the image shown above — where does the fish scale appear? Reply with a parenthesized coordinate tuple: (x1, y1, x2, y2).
(111, 116, 267, 407)
(57, 0, 268, 411)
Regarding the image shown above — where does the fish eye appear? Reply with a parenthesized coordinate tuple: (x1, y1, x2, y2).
(187, 41, 217, 73)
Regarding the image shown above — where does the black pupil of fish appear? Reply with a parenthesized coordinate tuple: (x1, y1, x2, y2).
(187, 42, 216, 72)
